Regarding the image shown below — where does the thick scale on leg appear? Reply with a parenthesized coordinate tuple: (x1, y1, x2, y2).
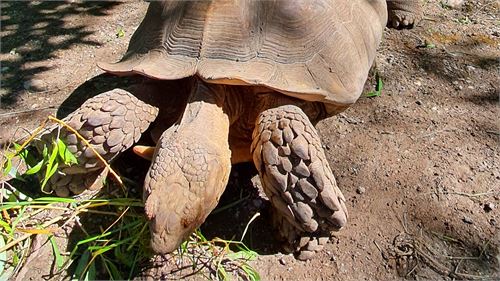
(271, 209, 331, 261)
(251, 105, 348, 260)
(387, 0, 423, 29)
(49, 169, 109, 197)
(142, 80, 231, 254)
(39, 89, 159, 196)
(143, 133, 231, 253)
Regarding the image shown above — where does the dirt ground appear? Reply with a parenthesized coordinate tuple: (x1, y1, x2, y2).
(1, 0, 499, 280)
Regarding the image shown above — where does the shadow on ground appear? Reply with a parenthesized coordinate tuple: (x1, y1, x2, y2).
(0, 1, 121, 107)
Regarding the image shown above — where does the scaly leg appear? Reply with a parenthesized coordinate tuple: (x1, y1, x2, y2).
(38, 88, 159, 196)
(251, 105, 348, 260)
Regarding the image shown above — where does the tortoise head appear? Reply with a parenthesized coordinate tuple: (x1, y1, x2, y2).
(144, 183, 205, 253)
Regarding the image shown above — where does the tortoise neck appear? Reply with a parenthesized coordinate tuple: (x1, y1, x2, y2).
(185, 81, 328, 133)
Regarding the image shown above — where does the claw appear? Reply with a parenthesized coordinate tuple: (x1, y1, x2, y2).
(133, 145, 155, 161)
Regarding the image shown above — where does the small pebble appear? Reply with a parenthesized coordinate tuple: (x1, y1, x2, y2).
(462, 216, 473, 224)
(466, 65, 476, 72)
(356, 186, 366, 195)
(415, 100, 422, 105)
(279, 257, 286, 265)
(442, 0, 464, 9)
(484, 202, 494, 212)
(23, 79, 47, 92)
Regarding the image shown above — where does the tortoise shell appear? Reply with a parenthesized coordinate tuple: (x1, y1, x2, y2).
(99, 0, 387, 108)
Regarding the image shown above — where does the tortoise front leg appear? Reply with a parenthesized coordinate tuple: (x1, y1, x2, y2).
(251, 105, 348, 260)
(387, 0, 423, 29)
(143, 80, 231, 254)
(38, 88, 159, 196)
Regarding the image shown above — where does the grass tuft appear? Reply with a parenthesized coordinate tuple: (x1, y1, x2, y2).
(1, 115, 260, 280)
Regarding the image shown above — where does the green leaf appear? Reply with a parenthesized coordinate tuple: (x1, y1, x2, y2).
(40, 162, 58, 191)
(92, 244, 115, 256)
(47, 141, 59, 167)
(425, 42, 436, 49)
(227, 249, 257, 261)
(103, 258, 124, 280)
(12, 252, 18, 267)
(2, 158, 12, 177)
(35, 197, 77, 203)
(57, 139, 66, 160)
(365, 91, 380, 97)
(71, 250, 90, 281)
(13, 143, 33, 167)
(114, 246, 133, 267)
(116, 27, 125, 38)
(10, 207, 26, 237)
(376, 76, 384, 92)
(217, 265, 228, 281)
(41, 141, 59, 190)
(12, 143, 22, 153)
(57, 139, 77, 165)
(76, 221, 141, 246)
(85, 262, 96, 281)
(0, 219, 12, 234)
(241, 264, 260, 281)
(25, 160, 44, 175)
(195, 229, 208, 242)
(50, 236, 64, 269)
(365, 74, 384, 98)
(42, 144, 49, 159)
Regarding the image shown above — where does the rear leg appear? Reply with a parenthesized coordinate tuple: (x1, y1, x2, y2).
(38, 88, 159, 196)
(251, 105, 348, 260)
(387, 0, 423, 29)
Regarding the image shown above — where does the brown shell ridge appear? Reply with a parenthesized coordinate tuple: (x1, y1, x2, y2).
(98, 0, 388, 107)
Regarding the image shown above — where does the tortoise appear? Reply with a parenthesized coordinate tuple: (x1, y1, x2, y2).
(40, 0, 422, 260)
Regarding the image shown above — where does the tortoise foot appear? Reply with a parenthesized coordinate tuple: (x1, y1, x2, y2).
(272, 211, 330, 261)
(37, 89, 158, 196)
(252, 105, 348, 260)
(387, 0, 422, 29)
(49, 169, 109, 197)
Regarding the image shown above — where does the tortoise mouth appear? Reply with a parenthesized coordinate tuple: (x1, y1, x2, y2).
(149, 226, 186, 254)
(147, 209, 194, 254)
(144, 181, 198, 254)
